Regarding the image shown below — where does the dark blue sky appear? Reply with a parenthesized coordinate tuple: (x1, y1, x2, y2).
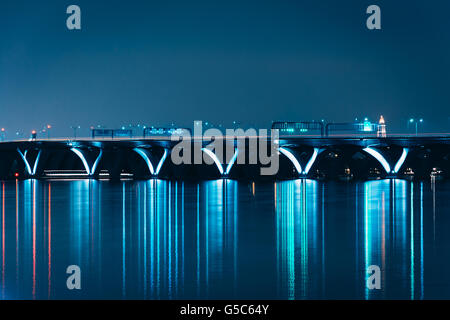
(1, 0, 450, 136)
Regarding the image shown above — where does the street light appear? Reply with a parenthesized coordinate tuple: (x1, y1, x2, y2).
(71, 125, 81, 139)
(408, 118, 424, 136)
(31, 130, 37, 141)
(47, 124, 51, 139)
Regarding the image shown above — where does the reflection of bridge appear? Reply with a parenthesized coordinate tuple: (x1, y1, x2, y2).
(0, 136, 449, 180)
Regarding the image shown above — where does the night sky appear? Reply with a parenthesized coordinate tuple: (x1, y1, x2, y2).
(1, 0, 450, 137)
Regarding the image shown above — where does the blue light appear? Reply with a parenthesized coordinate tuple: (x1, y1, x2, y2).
(279, 147, 302, 175)
(363, 147, 391, 173)
(303, 148, 320, 175)
(71, 148, 91, 175)
(363, 120, 373, 132)
(201, 148, 224, 175)
(91, 150, 103, 175)
(133, 148, 155, 175)
(17, 149, 32, 175)
(225, 148, 239, 175)
(17, 148, 41, 175)
(32, 150, 41, 175)
(17, 148, 32, 175)
(393, 148, 409, 174)
(155, 149, 168, 175)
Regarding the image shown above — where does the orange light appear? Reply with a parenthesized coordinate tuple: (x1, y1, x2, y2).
(47, 125, 51, 129)
(32, 130, 36, 134)
(1, 128, 4, 132)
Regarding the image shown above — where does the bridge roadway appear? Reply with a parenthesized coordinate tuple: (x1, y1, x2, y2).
(0, 135, 448, 180)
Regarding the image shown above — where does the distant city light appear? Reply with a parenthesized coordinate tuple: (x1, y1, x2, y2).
(363, 119, 373, 132)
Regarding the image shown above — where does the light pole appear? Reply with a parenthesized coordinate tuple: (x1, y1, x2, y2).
(71, 125, 81, 139)
(47, 124, 51, 139)
(409, 118, 424, 136)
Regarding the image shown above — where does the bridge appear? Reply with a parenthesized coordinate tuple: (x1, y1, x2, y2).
(0, 135, 448, 180)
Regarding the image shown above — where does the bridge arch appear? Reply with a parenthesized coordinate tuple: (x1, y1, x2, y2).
(363, 146, 409, 174)
(70, 147, 103, 176)
(17, 148, 42, 176)
(133, 148, 168, 176)
(278, 146, 323, 176)
(201, 147, 239, 176)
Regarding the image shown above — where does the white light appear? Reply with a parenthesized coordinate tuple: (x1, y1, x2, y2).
(304, 148, 320, 174)
(202, 148, 224, 175)
(71, 148, 91, 175)
(32, 150, 41, 175)
(91, 150, 103, 175)
(17, 148, 32, 175)
(363, 147, 391, 174)
(133, 148, 155, 175)
(393, 148, 409, 174)
(279, 147, 302, 174)
(155, 149, 168, 175)
(225, 148, 239, 175)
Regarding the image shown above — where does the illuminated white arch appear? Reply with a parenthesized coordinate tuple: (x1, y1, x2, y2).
(17, 148, 41, 176)
(71, 148, 103, 175)
(134, 148, 155, 175)
(279, 147, 302, 174)
(155, 149, 168, 175)
(91, 150, 103, 175)
(363, 147, 391, 173)
(201, 148, 224, 175)
(363, 147, 409, 174)
(133, 148, 168, 176)
(225, 148, 239, 175)
(303, 148, 321, 175)
(71, 148, 91, 175)
(393, 148, 409, 174)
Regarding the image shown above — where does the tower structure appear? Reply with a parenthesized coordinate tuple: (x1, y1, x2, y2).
(377, 115, 386, 138)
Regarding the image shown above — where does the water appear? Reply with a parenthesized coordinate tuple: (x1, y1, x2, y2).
(0, 178, 449, 300)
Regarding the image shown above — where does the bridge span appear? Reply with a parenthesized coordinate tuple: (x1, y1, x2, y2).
(0, 135, 449, 180)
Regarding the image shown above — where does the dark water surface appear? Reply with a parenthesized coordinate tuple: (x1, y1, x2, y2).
(0, 178, 449, 300)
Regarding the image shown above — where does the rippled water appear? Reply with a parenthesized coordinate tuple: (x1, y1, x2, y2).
(0, 178, 449, 300)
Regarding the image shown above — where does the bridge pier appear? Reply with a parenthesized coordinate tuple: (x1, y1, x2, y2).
(17, 148, 42, 178)
(133, 147, 168, 178)
(70, 147, 103, 178)
(278, 146, 323, 177)
(363, 146, 409, 176)
(201, 147, 239, 178)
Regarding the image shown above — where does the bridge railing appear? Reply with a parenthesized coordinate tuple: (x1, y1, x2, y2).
(91, 129, 133, 139)
(272, 121, 325, 137)
(325, 122, 379, 137)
